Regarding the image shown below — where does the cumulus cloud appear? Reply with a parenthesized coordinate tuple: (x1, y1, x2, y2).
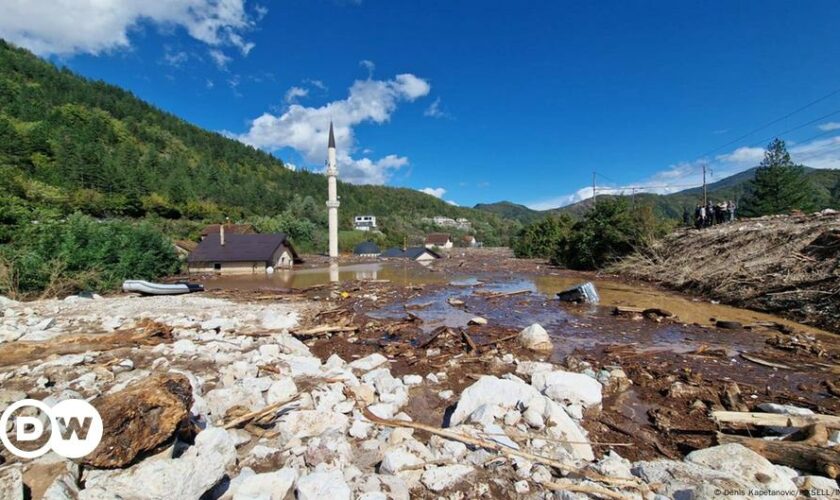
(0, 0, 260, 57)
(818, 122, 840, 132)
(419, 187, 446, 198)
(235, 73, 431, 184)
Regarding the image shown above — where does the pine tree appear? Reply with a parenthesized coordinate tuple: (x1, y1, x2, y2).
(742, 139, 816, 216)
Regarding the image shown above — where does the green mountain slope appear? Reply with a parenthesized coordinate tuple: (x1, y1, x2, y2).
(0, 40, 517, 248)
(476, 167, 840, 223)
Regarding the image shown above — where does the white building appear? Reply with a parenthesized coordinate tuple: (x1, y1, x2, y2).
(353, 215, 377, 231)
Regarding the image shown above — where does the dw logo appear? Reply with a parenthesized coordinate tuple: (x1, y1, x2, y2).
(0, 399, 103, 459)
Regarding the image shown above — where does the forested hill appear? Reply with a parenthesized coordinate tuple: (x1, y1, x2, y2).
(476, 167, 840, 223)
(0, 40, 516, 247)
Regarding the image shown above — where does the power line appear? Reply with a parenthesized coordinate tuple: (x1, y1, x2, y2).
(694, 86, 840, 160)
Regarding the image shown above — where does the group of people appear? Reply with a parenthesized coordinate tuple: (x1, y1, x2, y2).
(684, 200, 737, 229)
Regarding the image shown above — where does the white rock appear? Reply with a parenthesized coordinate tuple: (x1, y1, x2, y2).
(483, 423, 518, 450)
(686, 444, 798, 496)
(543, 397, 593, 460)
(260, 310, 298, 331)
(201, 317, 238, 332)
(205, 384, 265, 418)
(594, 451, 633, 479)
(0, 465, 23, 500)
(276, 410, 349, 440)
(380, 449, 424, 475)
(402, 374, 423, 386)
(296, 470, 351, 500)
(793, 475, 838, 493)
(232, 468, 297, 500)
(280, 355, 322, 377)
(522, 408, 544, 429)
(80, 427, 236, 500)
(274, 333, 312, 356)
(468, 404, 502, 426)
(266, 377, 298, 404)
(449, 376, 540, 426)
(0, 325, 24, 343)
(468, 317, 487, 325)
(420, 465, 474, 492)
(349, 353, 389, 373)
(531, 370, 602, 407)
(172, 339, 197, 355)
(517, 323, 553, 351)
(349, 419, 373, 439)
(514, 480, 530, 493)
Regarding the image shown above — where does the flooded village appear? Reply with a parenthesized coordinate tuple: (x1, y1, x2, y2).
(0, 129, 837, 498)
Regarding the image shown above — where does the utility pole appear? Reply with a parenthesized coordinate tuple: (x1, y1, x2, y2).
(701, 163, 708, 206)
(592, 172, 597, 207)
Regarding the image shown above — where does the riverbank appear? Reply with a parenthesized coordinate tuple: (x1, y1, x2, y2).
(613, 211, 840, 334)
(0, 251, 839, 498)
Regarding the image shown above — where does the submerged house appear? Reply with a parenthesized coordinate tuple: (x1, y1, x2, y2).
(187, 231, 301, 274)
(425, 233, 453, 249)
(380, 246, 441, 262)
(354, 241, 381, 257)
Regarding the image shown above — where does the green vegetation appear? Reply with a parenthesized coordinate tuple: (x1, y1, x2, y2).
(513, 199, 673, 270)
(0, 39, 519, 293)
(0, 214, 180, 299)
(741, 139, 821, 216)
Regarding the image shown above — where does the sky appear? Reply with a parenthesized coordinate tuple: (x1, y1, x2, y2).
(2, 0, 840, 209)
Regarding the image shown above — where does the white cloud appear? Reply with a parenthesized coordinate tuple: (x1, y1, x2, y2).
(524, 133, 840, 210)
(424, 97, 450, 119)
(0, 0, 260, 57)
(284, 86, 309, 104)
(208, 49, 232, 69)
(163, 49, 188, 67)
(715, 146, 765, 164)
(818, 122, 840, 132)
(420, 187, 446, 198)
(235, 73, 431, 185)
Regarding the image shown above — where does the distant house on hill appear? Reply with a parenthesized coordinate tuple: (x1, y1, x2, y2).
(380, 247, 441, 262)
(353, 215, 377, 231)
(425, 233, 453, 249)
(462, 235, 478, 248)
(200, 223, 256, 240)
(354, 241, 381, 257)
(187, 233, 301, 274)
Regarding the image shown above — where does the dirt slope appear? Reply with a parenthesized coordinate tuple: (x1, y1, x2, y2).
(613, 211, 840, 333)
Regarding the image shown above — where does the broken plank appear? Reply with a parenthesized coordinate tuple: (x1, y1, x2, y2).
(712, 411, 840, 430)
(292, 325, 358, 337)
(740, 353, 793, 370)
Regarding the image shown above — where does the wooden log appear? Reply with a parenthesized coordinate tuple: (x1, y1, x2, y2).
(292, 325, 358, 337)
(712, 411, 840, 430)
(461, 329, 479, 353)
(716, 426, 840, 478)
(740, 353, 792, 370)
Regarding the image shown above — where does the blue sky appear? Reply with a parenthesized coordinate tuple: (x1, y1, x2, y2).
(2, 1, 840, 208)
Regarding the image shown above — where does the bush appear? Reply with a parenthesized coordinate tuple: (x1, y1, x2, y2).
(512, 214, 573, 258)
(0, 213, 180, 298)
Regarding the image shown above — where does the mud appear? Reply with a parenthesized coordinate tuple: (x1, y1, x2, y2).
(290, 248, 840, 462)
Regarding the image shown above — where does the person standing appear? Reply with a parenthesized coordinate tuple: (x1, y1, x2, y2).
(728, 200, 736, 222)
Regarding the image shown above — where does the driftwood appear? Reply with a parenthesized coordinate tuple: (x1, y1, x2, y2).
(716, 424, 840, 478)
(292, 325, 358, 337)
(475, 289, 532, 299)
(543, 479, 631, 500)
(712, 411, 840, 430)
(740, 353, 792, 370)
(415, 326, 449, 349)
(222, 395, 300, 429)
(361, 407, 647, 492)
(461, 329, 479, 352)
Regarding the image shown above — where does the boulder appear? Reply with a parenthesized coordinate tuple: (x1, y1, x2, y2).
(266, 377, 298, 404)
(380, 448, 424, 475)
(449, 376, 540, 426)
(632, 460, 757, 499)
(260, 310, 298, 331)
(516, 324, 553, 351)
(531, 370, 602, 407)
(81, 373, 193, 468)
(543, 397, 593, 460)
(296, 470, 351, 500)
(420, 465, 474, 492)
(205, 383, 265, 419)
(686, 444, 798, 495)
(80, 427, 236, 500)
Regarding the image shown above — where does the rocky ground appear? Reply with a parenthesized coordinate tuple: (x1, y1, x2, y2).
(0, 251, 839, 499)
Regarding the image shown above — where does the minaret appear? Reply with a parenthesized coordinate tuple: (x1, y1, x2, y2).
(326, 122, 340, 259)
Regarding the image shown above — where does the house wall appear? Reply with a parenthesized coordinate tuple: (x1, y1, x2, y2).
(272, 246, 294, 269)
(415, 252, 437, 261)
(189, 261, 267, 274)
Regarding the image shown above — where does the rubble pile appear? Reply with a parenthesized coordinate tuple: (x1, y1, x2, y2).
(0, 291, 838, 498)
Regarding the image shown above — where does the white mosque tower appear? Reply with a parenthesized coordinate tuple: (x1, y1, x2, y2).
(326, 122, 340, 259)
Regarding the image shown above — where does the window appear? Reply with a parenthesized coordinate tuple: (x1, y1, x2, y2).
(213, 263, 222, 270)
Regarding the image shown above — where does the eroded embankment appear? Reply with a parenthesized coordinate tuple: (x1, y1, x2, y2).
(613, 212, 840, 333)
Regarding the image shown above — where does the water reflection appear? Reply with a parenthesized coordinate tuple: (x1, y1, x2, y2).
(200, 262, 444, 291)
